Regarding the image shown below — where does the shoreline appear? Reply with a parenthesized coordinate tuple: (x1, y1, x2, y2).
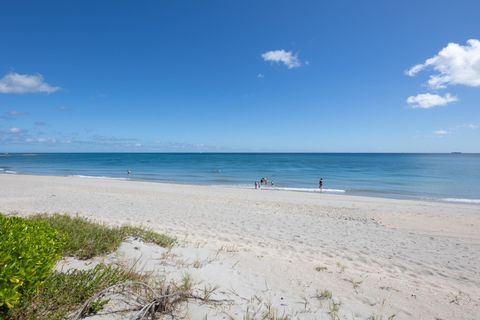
(1, 173, 479, 239)
(1, 171, 479, 205)
(1, 173, 480, 318)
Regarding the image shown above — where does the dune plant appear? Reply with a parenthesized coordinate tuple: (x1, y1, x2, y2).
(30, 214, 175, 259)
(0, 215, 65, 315)
(9, 263, 145, 319)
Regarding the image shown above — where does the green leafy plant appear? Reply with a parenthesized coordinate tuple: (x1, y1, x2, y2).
(0, 215, 65, 315)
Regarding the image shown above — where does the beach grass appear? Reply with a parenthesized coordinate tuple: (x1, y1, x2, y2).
(29, 214, 175, 259)
(119, 225, 175, 248)
(8, 263, 145, 320)
(316, 289, 333, 300)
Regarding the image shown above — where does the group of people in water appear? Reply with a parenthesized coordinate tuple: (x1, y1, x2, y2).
(255, 177, 324, 192)
(254, 177, 273, 189)
(127, 169, 324, 192)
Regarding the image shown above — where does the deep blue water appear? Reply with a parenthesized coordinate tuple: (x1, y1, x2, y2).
(1, 153, 480, 203)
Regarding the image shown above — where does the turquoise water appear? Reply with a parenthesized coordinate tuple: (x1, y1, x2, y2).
(1, 153, 479, 203)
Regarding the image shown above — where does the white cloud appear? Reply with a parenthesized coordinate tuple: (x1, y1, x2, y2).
(433, 130, 449, 137)
(454, 123, 479, 130)
(8, 127, 22, 134)
(261, 50, 301, 69)
(0, 72, 60, 94)
(406, 93, 458, 109)
(1, 110, 27, 119)
(406, 64, 425, 77)
(406, 39, 480, 89)
(431, 123, 480, 137)
(56, 106, 68, 112)
(25, 137, 57, 144)
(257, 73, 264, 79)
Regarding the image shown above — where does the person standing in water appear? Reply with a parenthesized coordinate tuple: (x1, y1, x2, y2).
(319, 177, 324, 192)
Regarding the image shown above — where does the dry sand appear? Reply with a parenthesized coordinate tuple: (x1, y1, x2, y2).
(1, 174, 479, 319)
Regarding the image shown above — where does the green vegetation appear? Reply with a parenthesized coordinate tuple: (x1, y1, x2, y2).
(316, 289, 333, 300)
(1, 213, 175, 319)
(243, 306, 290, 320)
(9, 264, 145, 320)
(0, 215, 65, 315)
(328, 300, 341, 320)
(30, 214, 175, 259)
(119, 225, 175, 248)
(177, 273, 194, 294)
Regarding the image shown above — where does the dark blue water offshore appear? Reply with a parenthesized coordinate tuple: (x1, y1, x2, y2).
(1, 153, 479, 203)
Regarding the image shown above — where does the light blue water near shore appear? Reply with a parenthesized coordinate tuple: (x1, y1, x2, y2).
(1, 153, 480, 203)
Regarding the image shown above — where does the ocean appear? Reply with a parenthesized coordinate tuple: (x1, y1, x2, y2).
(1, 153, 479, 204)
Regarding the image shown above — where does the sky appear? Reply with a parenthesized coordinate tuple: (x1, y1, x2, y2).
(1, 0, 479, 152)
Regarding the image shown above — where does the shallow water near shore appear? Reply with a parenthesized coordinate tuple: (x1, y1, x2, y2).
(1, 152, 479, 203)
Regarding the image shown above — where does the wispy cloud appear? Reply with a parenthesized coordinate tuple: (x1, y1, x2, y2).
(8, 127, 22, 134)
(0, 110, 27, 120)
(0, 127, 27, 144)
(24, 137, 57, 144)
(406, 39, 480, 89)
(465, 123, 479, 129)
(0, 128, 225, 152)
(0, 72, 60, 94)
(56, 106, 68, 112)
(261, 50, 301, 69)
(433, 123, 478, 138)
(433, 129, 449, 137)
(406, 93, 458, 109)
(0, 126, 58, 145)
(34, 121, 48, 127)
(452, 123, 480, 131)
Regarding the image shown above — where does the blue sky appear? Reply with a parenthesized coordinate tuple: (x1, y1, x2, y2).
(1, 0, 479, 152)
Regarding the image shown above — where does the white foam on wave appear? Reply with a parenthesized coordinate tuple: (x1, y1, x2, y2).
(69, 175, 128, 181)
(209, 184, 346, 193)
(441, 198, 480, 204)
(5, 170, 17, 174)
(267, 187, 346, 193)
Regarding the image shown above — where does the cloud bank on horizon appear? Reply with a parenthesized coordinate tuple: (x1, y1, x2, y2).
(406, 39, 480, 109)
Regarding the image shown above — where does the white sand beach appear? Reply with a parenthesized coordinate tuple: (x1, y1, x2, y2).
(1, 174, 479, 319)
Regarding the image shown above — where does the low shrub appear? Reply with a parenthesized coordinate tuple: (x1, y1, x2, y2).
(2, 213, 174, 318)
(0, 215, 65, 315)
